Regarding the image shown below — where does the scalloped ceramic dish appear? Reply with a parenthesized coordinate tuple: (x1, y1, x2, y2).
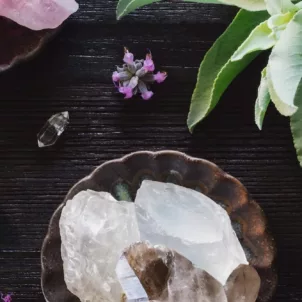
(0, 17, 56, 72)
(41, 151, 277, 302)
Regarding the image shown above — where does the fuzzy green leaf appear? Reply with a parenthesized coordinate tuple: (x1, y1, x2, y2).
(268, 11, 295, 29)
(219, 0, 266, 10)
(232, 10, 296, 61)
(267, 11, 296, 39)
(187, 9, 269, 132)
(290, 78, 302, 167)
(265, 0, 297, 15)
(117, 0, 222, 19)
(267, 9, 302, 116)
(266, 66, 297, 116)
(255, 68, 270, 130)
(231, 21, 275, 61)
(186, 0, 266, 10)
(116, 0, 161, 20)
(183, 0, 221, 3)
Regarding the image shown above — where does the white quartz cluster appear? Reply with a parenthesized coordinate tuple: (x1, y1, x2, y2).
(59, 181, 249, 302)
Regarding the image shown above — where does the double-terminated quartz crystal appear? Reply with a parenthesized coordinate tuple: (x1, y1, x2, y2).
(60, 181, 257, 302)
(37, 112, 69, 148)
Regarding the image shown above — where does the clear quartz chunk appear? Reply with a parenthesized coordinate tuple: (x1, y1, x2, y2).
(59, 190, 140, 302)
(115, 254, 149, 302)
(135, 180, 248, 285)
(118, 242, 228, 302)
(37, 111, 69, 148)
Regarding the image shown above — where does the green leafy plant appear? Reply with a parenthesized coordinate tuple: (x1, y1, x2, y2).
(116, 0, 302, 167)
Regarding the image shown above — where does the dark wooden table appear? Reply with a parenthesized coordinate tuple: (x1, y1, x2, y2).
(0, 1, 302, 301)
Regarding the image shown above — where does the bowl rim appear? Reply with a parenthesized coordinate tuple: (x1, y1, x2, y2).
(0, 23, 59, 73)
(40, 150, 277, 301)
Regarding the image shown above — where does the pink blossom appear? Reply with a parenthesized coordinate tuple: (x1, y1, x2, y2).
(119, 86, 133, 99)
(123, 51, 134, 65)
(1, 293, 12, 302)
(154, 71, 167, 83)
(142, 91, 154, 100)
(113, 48, 166, 100)
(144, 54, 155, 72)
(112, 71, 120, 82)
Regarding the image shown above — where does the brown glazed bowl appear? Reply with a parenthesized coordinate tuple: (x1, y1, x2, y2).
(0, 17, 56, 72)
(41, 151, 277, 302)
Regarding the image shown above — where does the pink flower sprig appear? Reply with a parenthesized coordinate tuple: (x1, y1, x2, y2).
(1, 293, 12, 302)
(112, 48, 167, 100)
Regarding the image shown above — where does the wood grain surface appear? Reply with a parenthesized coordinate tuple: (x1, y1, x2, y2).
(0, 1, 301, 301)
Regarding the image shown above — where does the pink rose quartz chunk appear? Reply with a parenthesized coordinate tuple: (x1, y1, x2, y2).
(0, 0, 79, 30)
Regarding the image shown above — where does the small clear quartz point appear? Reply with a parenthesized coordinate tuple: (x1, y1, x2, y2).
(37, 111, 69, 148)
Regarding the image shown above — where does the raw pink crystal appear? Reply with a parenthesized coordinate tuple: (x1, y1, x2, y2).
(0, 0, 79, 30)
